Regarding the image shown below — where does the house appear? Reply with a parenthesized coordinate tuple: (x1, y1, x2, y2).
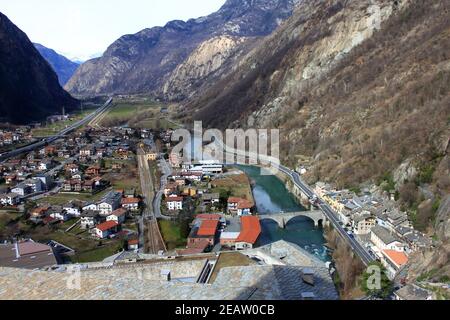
(121, 197, 140, 212)
(38, 160, 53, 171)
(181, 172, 202, 182)
(24, 178, 43, 193)
(82, 202, 97, 212)
(82, 180, 94, 193)
(201, 193, 220, 206)
(80, 146, 95, 157)
(97, 191, 122, 216)
(394, 284, 433, 300)
(106, 208, 127, 224)
(227, 197, 253, 216)
(187, 218, 219, 249)
(5, 174, 17, 185)
(11, 183, 31, 197)
(94, 221, 119, 239)
(127, 238, 139, 251)
(147, 152, 158, 161)
(182, 186, 197, 197)
(63, 203, 82, 217)
(370, 225, 405, 253)
(80, 211, 100, 229)
(381, 249, 409, 280)
(35, 174, 53, 191)
(164, 183, 178, 196)
(65, 164, 79, 174)
(85, 166, 101, 176)
(30, 206, 50, 219)
(235, 216, 261, 250)
(48, 206, 70, 222)
(220, 216, 261, 250)
(124, 189, 136, 198)
(0, 193, 21, 206)
(353, 212, 376, 235)
(166, 195, 183, 211)
(63, 180, 82, 192)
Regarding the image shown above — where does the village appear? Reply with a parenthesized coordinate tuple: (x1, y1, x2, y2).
(0, 111, 264, 268)
(0, 110, 439, 300)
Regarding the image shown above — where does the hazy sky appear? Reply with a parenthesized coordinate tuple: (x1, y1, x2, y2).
(0, 0, 226, 61)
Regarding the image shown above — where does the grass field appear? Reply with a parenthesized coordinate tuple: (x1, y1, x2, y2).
(3, 217, 123, 263)
(158, 220, 187, 250)
(37, 188, 111, 206)
(100, 100, 163, 127)
(211, 171, 254, 203)
(31, 109, 94, 137)
(134, 118, 181, 130)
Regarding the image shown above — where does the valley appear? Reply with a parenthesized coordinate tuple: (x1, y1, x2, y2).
(0, 0, 448, 303)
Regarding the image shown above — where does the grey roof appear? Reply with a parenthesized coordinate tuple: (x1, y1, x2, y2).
(354, 213, 373, 223)
(0, 243, 57, 270)
(371, 225, 399, 245)
(100, 191, 122, 205)
(202, 193, 220, 201)
(395, 284, 432, 300)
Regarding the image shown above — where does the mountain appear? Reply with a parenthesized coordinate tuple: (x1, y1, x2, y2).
(187, 0, 450, 263)
(0, 12, 77, 124)
(34, 43, 80, 86)
(65, 0, 300, 98)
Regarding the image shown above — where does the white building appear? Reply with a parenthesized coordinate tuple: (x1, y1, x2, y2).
(0, 193, 20, 206)
(166, 195, 183, 211)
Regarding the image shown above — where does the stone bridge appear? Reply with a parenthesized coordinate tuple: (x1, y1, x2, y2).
(259, 211, 326, 228)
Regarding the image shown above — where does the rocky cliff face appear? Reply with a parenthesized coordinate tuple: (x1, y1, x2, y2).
(187, 0, 450, 277)
(0, 12, 77, 124)
(65, 0, 300, 98)
(163, 35, 255, 100)
(34, 43, 80, 86)
(189, 0, 449, 188)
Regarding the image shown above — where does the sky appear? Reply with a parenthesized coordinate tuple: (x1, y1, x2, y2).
(0, 0, 226, 61)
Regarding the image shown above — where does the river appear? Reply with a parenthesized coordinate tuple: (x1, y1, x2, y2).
(238, 165, 330, 262)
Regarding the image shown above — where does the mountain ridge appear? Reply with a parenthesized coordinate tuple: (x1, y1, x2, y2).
(34, 43, 80, 86)
(65, 0, 300, 98)
(0, 12, 77, 124)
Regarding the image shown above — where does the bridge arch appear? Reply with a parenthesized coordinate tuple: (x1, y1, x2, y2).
(259, 211, 325, 229)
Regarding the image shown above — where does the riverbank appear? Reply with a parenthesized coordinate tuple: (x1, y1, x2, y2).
(268, 165, 368, 298)
(237, 165, 330, 262)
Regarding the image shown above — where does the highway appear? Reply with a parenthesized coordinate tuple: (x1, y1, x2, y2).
(276, 164, 375, 266)
(0, 98, 113, 163)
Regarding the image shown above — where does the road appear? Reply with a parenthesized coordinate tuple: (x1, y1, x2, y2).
(0, 98, 113, 163)
(213, 138, 375, 266)
(276, 164, 375, 266)
(152, 156, 172, 219)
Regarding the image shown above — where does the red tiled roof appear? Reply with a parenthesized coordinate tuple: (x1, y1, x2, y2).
(228, 197, 243, 204)
(96, 221, 118, 232)
(166, 196, 183, 202)
(197, 220, 219, 236)
(236, 216, 261, 244)
(195, 214, 222, 221)
(121, 198, 140, 205)
(111, 208, 127, 217)
(237, 199, 253, 209)
(128, 239, 139, 246)
(383, 250, 408, 267)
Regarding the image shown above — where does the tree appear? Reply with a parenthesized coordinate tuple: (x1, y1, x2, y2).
(360, 262, 394, 299)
